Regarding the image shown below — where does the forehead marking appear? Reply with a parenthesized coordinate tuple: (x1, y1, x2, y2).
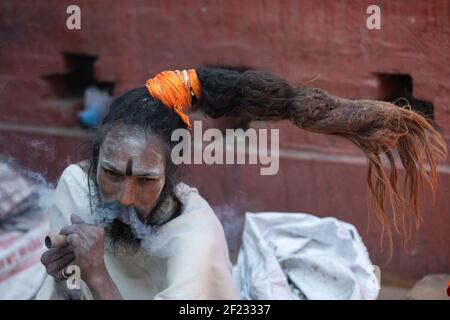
(125, 159, 133, 176)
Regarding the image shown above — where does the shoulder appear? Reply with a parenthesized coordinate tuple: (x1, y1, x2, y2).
(175, 183, 225, 235)
(55, 164, 91, 201)
(60, 162, 90, 180)
(155, 183, 228, 252)
(152, 184, 237, 299)
(50, 163, 93, 231)
(56, 162, 95, 196)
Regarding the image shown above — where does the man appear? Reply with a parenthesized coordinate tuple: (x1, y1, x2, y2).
(37, 88, 240, 299)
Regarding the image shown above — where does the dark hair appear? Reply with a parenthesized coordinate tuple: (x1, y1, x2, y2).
(195, 66, 447, 252)
(87, 87, 185, 218)
(89, 66, 446, 254)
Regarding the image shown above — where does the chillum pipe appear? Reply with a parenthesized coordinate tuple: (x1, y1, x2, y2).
(45, 235, 67, 249)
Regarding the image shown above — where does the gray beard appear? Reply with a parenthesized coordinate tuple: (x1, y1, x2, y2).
(92, 192, 180, 255)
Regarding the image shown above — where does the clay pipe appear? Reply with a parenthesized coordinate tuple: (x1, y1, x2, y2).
(45, 235, 67, 249)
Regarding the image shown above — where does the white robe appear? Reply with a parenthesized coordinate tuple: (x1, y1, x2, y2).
(36, 164, 240, 300)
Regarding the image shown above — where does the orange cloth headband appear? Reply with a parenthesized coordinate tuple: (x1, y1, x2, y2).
(146, 69, 201, 130)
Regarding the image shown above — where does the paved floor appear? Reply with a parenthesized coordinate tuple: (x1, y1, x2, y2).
(378, 286, 410, 300)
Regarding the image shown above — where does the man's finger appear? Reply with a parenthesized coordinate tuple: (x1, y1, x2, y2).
(47, 252, 75, 274)
(70, 214, 85, 225)
(46, 253, 75, 282)
(41, 246, 74, 264)
(65, 233, 81, 248)
(59, 225, 79, 236)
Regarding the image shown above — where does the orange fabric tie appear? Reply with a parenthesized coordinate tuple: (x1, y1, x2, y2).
(146, 69, 201, 130)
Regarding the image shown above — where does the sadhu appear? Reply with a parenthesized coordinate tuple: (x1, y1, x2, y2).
(38, 66, 446, 299)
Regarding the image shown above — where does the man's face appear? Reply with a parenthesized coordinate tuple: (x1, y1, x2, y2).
(96, 126, 166, 223)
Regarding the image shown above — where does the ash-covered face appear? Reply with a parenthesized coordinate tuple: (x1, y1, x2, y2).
(96, 125, 166, 224)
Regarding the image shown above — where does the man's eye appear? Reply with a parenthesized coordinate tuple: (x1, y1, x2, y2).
(104, 168, 120, 177)
(137, 177, 153, 182)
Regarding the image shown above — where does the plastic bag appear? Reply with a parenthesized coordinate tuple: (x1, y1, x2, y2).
(233, 212, 380, 300)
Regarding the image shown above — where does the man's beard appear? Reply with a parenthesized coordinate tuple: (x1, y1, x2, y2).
(105, 217, 142, 254)
(92, 202, 155, 255)
(92, 188, 181, 255)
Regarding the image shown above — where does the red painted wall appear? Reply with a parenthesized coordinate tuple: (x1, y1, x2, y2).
(1, 0, 449, 285)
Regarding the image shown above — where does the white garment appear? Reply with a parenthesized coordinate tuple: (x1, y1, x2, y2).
(36, 164, 239, 300)
(233, 212, 380, 300)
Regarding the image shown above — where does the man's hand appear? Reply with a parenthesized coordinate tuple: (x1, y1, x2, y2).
(59, 214, 106, 283)
(40, 244, 75, 282)
(41, 214, 122, 299)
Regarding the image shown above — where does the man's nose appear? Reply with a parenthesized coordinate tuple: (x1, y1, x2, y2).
(117, 180, 136, 207)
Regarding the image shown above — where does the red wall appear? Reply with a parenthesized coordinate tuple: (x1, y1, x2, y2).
(1, 0, 449, 285)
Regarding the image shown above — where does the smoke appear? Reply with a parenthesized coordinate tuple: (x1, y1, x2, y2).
(90, 201, 161, 255)
(4, 155, 52, 186)
(2, 156, 55, 216)
(212, 191, 249, 263)
(1, 156, 164, 256)
(1, 152, 248, 260)
(30, 139, 56, 161)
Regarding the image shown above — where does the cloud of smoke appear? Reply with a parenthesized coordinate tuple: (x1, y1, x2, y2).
(91, 201, 161, 254)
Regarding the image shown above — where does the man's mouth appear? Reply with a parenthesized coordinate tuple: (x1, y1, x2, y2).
(121, 207, 149, 225)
